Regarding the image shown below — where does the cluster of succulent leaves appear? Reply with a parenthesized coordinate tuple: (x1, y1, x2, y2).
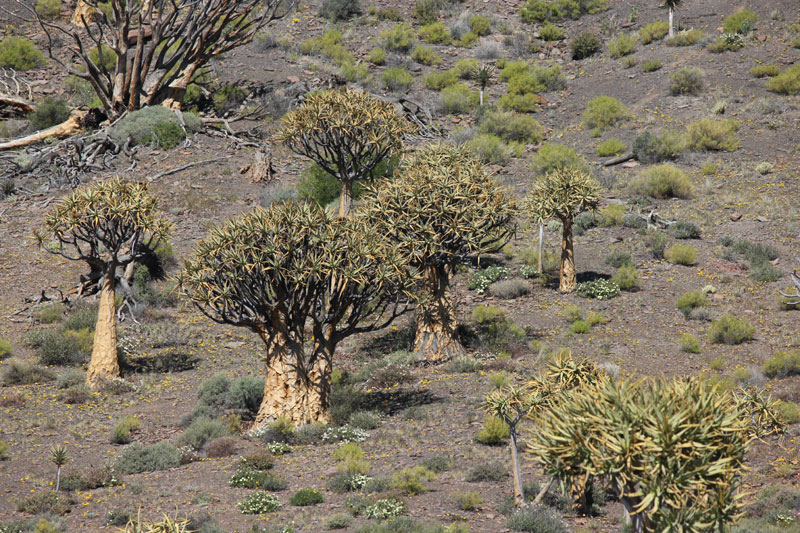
(525, 167, 601, 224)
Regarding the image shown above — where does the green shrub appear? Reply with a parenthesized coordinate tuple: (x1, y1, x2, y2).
(340, 61, 369, 83)
(676, 290, 707, 317)
(411, 45, 442, 66)
(34, 303, 63, 324)
(390, 465, 435, 495)
(110, 106, 201, 149)
(608, 33, 636, 58)
(576, 279, 620, 300)
(596, 137, 626, 157)
(0, 358, 54, 385)
(670, 220, 700, 239)
(632, 130, 684, 163)
(664, 243, 697, 266)
(319, 0, 362, 21)
(469, 266, 509, 294)
(605, 248, 632, 268)
(453, 490, 483, 511)
(686, 118, 739, 151)
(763, 350, 800, 378)
(325, 512, 353, 530)
(623, 214, 647, 230)
(475, 415, 510, 445)
(573, 211, 597, 236)
(631, 164, 692, 199)
(36, 330, 88, 366)
(520, 0, 606, 23)
(237, 492, 281, 514)
(582, 95, 630, 134)
(643, 231, 667, 260)
(423, 69, 458, 90)
(454, 31, 479, 48)
(491, 279, 531, 299)
(110, 415, 141, 444)
(466, 134, 520, 164)
(115, 442, 181, 474)
(240, 451, 274, 472)
(447, 355, 483, 373)
(300, 30, 353, 65)
(418, 22, 451, 44)
(639, 21, 669, 44)
(441, 83, 479, 114)
(539, 23, 565, 41)
(364, 498, 405, 520)
(382, 67, 414, 91)
(366, 47, 386, 65)
(298, 163, 362, 207)
(452, 58, 477, 79)
(766, 65, 800, 95)
(479, 110, 544, 144)
(0, 338, 13, 360)
(666, 29, 704, 46)
(381, 23, 416, 52)
(16, 491, 71, 516)
(0, 440, 9, 461)
(531, 143, 585, 174)
(63, 304, 98, 331)
(0, 37, 45, 70)
(520, 0, 553, 23)
(36, 0, 63, 18)
(642, 59, 661, 72)
(707, 33, 744, 53)
(465, 460, 508, 482)
(723, 9, 757, 34)
(679, 333, 700, 353)
(349, 410, 381, 430)
(708, 314, 755, 345)
(570, 320, 590, 334)
(570, 32, 601, 59)
(508, 504, 568, 532)
(413, 0, 441, 24)
(469, 15, 491, 36)
(669, 67, 704, 96)
(420, 456, 451, 474)
(775, 400, 800, 425)
(611, 264, 638, 291)
(290, 488, 324, 506)
(230, 468, 287, 490)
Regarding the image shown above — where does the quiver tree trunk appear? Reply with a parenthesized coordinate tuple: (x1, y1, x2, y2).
(559, 217, 576, 293)
(414, 265, 465, 363)
(338, 179, 354, 218)
(86, 272, 120, 388)
(668, 8, 674, 38)
(253, 337, 332, 429)
(509, 427, 524, 506)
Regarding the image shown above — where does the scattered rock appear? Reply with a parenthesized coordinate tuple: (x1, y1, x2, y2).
(730, 212, 742, 221)
(621, 161, 639, 168)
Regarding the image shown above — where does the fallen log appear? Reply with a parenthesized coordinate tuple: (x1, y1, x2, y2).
(0, 109, 88, 151)
(601, 153, 635, 167)
(0, 93, 34, 114)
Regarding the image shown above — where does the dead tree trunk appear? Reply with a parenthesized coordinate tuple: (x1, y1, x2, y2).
(86, 271, 120, 388)
(559, 217, 576, 293)
(0, 109, 88, 151)
(246, 147, 274, 183)
(414, 265, 464, 363)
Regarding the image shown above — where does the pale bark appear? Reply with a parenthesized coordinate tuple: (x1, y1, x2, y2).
(86, 273, 120, 388)
(510, 427, 524, 506)
(668, 8, 674, 38)
(72, 0, 98, 25)
(0, 94, 34, 114)
(414, 265, 464, 363)
(338, 179, 353, 218)
(537, 223, 544, 274)
(253, 338, 332, 429)
(0, 110, 87, 151)
(559, 217, 576, 293)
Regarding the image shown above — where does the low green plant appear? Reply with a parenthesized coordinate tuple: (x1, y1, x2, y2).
(110, 415, 141, 444)
(441, 83, 479, 114)
(0, 358, 54, 385)
(411, 45, 442, 66)
(669, 67, 704, 96)
(507, 504, 568, 532)
(479, 110, 544, 144)
(340, 61, 369, 83)
(16, 491, 71, 516)
(723, 9, 757, 34)
(364, 498, 405, 520)
(229, 467, 287, 490)
(707, 33, 744, 53)
(466, 134, 521, 165)
(679, 333, 700, 353)
(774, 400, 800, 425)
(465, 460, 508, 482)
(632, 130, 684, 163)
(686, 118, 739, 151)
(676, 290, 707, 317)
(708, 314, 755, 345)
(319, 0, 362, 21)
(0, 338, 13, 360)
(110, 106, 201, 149)
(596, 138, 626, 157)
(612, 264, 638, 291)
(469, 266, 509, 294)
(35, 0, 63, 18)
(114, 442, 181, 474)
(608, 33, 636, 58)
(382, 67, 414, 91)
(670, 221, 700, 239)
(453, 491, 483, 511)
(413, 0, 441, 24)
(639, 21, 668, 44)
(300, 30, 353, 65)
(29, 97, 71, 130)
(454, 31, 479, 48)
(763, 350, 800, 378)
(631, 164, 692, 199)
(0, 37, 45, 70)
(475, 415, 510, 445)
(570, 320, 590, 334)
(179, 417, 230, 450)
(576, 279, 620, 300)
(539, 23, 565, 41)
(366, 47, 386, 65)
(766, 65, 800, 95)
(237, 492, 281, 514)
(381, 23, 416, 52)
(424, 69, 459, 90)
(469, 15, 491, 35)
(642, 59, 661, 72)
(324, 512, 352, 530)
(582, 95, 630, 134)
(666, 29, 704, 46)
(290, 488, 324, 506)
(0, 440, 9, 461)
(419, 22, 451, 44)
(390, 465, 435, 495)
(531, 143, 585, 175)
(570, 32, 601, 59)
(665, 243, 697, 266)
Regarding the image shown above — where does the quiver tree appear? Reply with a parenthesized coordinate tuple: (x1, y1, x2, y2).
(361, 144, 517, 363)
(779, 269, 800, 305)
(37, 177, 170, 388)
(525, 167, 600, 292)
(278, 87, 417, 217)
(663, 0, 682, 38)
(180, 202, 415, 427)
(529, 375, 785, 533)
(18, 0, 295, 118)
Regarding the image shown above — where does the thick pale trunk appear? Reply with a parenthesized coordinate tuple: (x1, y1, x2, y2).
(86, 273, 120, 388)
(537, 223, 544, 274)
(159, 64, 198, 111)
(338, 179, 353, 218)
(479, 89, 484, 107)
(510, 427, 524, 506)
(559, 218, 576, 293)
(253, 339, 332, 429)
(0, 110, 87, 151)
(414, 265, 464, 363)
(72, 0, 98, 25)
(668, 8, 674, 38)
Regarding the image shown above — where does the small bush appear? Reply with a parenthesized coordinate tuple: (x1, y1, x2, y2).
(622, 214, 647, 230)
(0, 440, 9, 461)
(608, 33, 636, 58)
(110, 106, 201, 149)
(319, 0, 362, 21)
(34, 303, 63, 324)
(454, 31, 479, 48)
(686, 118, 739, 151)
(466, 134, 520, 164)
(642, 59, 661, 72)
(424, 69, 459, 90)
(679, 333, 700, 353)
(666, 29, 704, 46)
(340, 61, 369, 83)
(664, 243, 697, 266)
(114, 442, 181, 474)
(381, 23, 416, 52)
(203, 437, 237, 458)
(110, 415, 141, 444)
(469, 15, 491, 35)
(611, 264, 638, 291)
(240, 451, 273, 471)
(465, 460, 508, 482)
(639, 21, 669, 44)
(349, 410, 381, 430)
(447, 355, 483, 373)
(708, 314, 755, 345)
(382, 67, 414, 91)
(411, 45, 442, 66)
(669, 67, 704, 96)
(413, 0, 441, 24)
(36, 330, 87, 366)
(0, 37, 45, 70)
(539, 23, 565, 41)
(582, 95, 630, 134)
(596, 138, 626, 157)
(775, 401, 800, 425)
(531, 143, 585, 175)
(390, 465, 435, 495)
(441, 83, 479, 114)
(469, 265, 509, 294)
(230, 468, 287, 490)
(364, 498, 405, 520)
(598, 204, 626, 227)
(632, 130, 684, 163)
(0, 338, 12, 360)
(290, 488, 324, 506)
(237, 492, 281, 514)
(366, 47, 386, 65)
(36, 0, 63, 18)
(453, 491, 483, 511)
(570, 320, 590, 334)
(763, 350, 800, 378)
(576, 279, 620, 300)
(16, 491, 71, 516)
(766, 65, 800, 95)
(479, 110, 544, 144)
(570, 32, 601, 59)
(0, 358, 54, 385)
(418, 22, 451, 44)
(631, 164, 692, 199)
(670, 221, 701, 239)
(325, 512, 352, 530)
(723, 9, 757, 34)
(491, 279, 531, 299)
(507, 504, 568, 532)
(676, 290, 707, 317)
(707, 33, 744, 53)
(29, 97, 70, 130)
(475, 415, 510, 445)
